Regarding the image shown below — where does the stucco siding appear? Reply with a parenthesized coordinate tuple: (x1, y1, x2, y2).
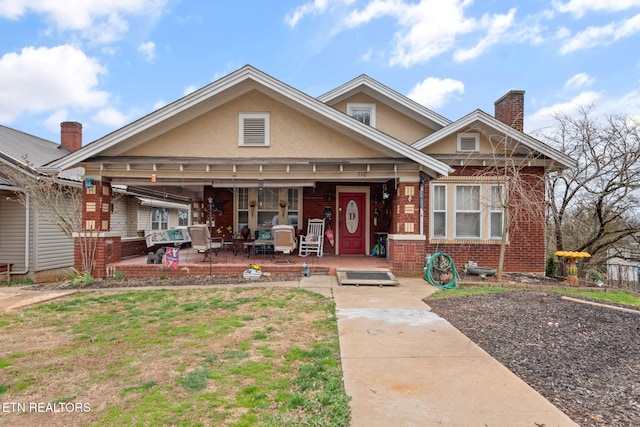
(332, 93, 435, 144)
(121, 90, 390, 159)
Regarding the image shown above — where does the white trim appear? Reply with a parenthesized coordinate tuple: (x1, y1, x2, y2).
(45, 65, 452, 177)
(412, 109, 576, 169)
(347, 102, 376, 127)
(457, 132, 479, 152)
(239, 112, 270, 146)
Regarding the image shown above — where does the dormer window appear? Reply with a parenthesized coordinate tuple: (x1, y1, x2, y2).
(457, 132, 479, 152)
(347, 103, 376, 127)
(239, 113, 270, 146)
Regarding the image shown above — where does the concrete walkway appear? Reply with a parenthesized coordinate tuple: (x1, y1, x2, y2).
(306, 275, 579, 427)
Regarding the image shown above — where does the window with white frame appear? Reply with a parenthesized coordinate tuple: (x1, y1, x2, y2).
(432, 184, 447, 238)
(347, 103, 376, 127)
(489, 185, 504, 239)
(430, 182, 506, 241)
(178, 209, 189, 227)
(455, 185, 481, 238)
(457, 132, 479, 152)
(239, 113, 270, 146)
(151, 207, 169, 230)
(236, 187, 301, 233)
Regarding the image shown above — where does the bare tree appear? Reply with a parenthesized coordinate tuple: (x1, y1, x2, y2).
(539, 107, 640, 261)
(469, 128, 546, 281)
(1, 157, 98, 274)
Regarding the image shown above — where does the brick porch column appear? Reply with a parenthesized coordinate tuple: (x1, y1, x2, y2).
(74, 179, 121, 278)
(388, 182, 426, 276)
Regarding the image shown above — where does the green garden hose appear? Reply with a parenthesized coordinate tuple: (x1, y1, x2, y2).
(424, 252, 460, 289)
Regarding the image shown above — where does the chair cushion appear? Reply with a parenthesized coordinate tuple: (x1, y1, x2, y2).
(306, 234, 318, 243)
(258, 229, 272, 240)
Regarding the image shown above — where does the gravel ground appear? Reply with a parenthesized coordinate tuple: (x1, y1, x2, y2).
(427, 290, 640, 427)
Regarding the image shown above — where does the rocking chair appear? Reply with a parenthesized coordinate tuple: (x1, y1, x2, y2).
(187, 225, 223, 262)
(298, 218, 324, 257)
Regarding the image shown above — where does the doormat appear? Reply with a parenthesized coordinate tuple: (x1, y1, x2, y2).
(336, 268, 399, 287)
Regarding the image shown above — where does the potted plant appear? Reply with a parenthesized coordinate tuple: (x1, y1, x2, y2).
(136, 229, 145, 237)
(249, 200, 257, 217)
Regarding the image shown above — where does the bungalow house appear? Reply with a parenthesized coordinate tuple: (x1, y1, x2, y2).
(41, 65, 575, 278)
(0, 123, 189, 281)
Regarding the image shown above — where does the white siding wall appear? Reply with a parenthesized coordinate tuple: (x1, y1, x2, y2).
(34, 204, 74, 271)
(0, 194, 28, 271)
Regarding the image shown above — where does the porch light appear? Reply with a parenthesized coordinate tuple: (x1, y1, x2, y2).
(151, 173, 157, 183)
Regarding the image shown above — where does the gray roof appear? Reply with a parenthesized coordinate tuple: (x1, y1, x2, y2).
(0, 124, 69, 168)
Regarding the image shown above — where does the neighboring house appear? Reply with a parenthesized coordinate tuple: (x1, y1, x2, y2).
(43, 65, 575, 277)
(0, 124, 76, 282)
(0, 124, 189, 281)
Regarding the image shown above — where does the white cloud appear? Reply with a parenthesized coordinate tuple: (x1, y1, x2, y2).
(553, 0, 640, 18)
(564, 73, 594, 90)
(0, 0, 168, 43)
(454, 8, 516, 62)
(44, 109, 69, 133)
(527, 91, 601, 131)
(340, 0, 518, 67)
(93, 107, 128, 127)
(183, 85, 198, 96)
(138, 41, 156, 62)
(0, 45, 109, 122)
(560, 12, 640, 53)
(407, 76, 464, 109)
(285, 0, 326, 28)
(153, 99, 167, 110)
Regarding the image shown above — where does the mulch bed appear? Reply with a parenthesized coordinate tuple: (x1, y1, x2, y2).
(427, 290, 640, 427)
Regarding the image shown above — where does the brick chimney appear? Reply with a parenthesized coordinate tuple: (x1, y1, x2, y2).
(60, 121, 82, 152)
(494, 90, 525, 132)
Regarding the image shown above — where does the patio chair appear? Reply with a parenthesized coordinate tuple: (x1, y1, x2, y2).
(272, 225, 297, 263)
(187, 225, 223, 262)
(298, 218, 324, 257)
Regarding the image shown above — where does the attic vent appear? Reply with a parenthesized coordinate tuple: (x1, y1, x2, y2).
(457, 133, 479, 152)
(239, 113, 270, 146)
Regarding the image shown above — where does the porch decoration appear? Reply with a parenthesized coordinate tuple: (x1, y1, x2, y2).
(136, 229, 145, 237)
(249, 200, 257, 217)
(554, 251, 591, 286)
(243, 264, 262, 280)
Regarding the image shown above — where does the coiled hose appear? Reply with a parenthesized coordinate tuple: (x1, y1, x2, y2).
(424, 252, 460, 289)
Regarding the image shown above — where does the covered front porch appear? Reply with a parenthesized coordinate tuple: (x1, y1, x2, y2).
(108, 245, 397, 279)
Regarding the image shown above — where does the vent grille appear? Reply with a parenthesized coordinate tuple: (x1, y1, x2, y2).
(459, 135, 478, 152)
(243, 118, 265, 145)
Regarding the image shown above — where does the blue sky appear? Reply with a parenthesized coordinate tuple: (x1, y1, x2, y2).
(1, 0, 639, 145)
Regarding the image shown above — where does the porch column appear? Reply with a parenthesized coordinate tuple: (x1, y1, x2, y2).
(387, 181, 426, 276)
(75, 179, 121, 278)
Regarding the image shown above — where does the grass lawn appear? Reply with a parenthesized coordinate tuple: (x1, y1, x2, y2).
(0, 287, 350, 426)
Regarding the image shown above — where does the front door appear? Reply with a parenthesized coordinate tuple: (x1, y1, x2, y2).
(339, 192, 366, 254)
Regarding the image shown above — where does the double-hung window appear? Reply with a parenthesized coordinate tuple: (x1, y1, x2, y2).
(489, 185, 504, 239)
(455, 185, 481, 238)
(151, 207, 169, 230)
(432, 185, 447, 238)
(431, 181, 505, 241)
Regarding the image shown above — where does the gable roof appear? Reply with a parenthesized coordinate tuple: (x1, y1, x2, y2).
(0, 125, 70, 186)
(0, 124, 69, 168)
(45, 65, 453, 177)
(411, 109, 576, 169)
(317, 74, 451, 131)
